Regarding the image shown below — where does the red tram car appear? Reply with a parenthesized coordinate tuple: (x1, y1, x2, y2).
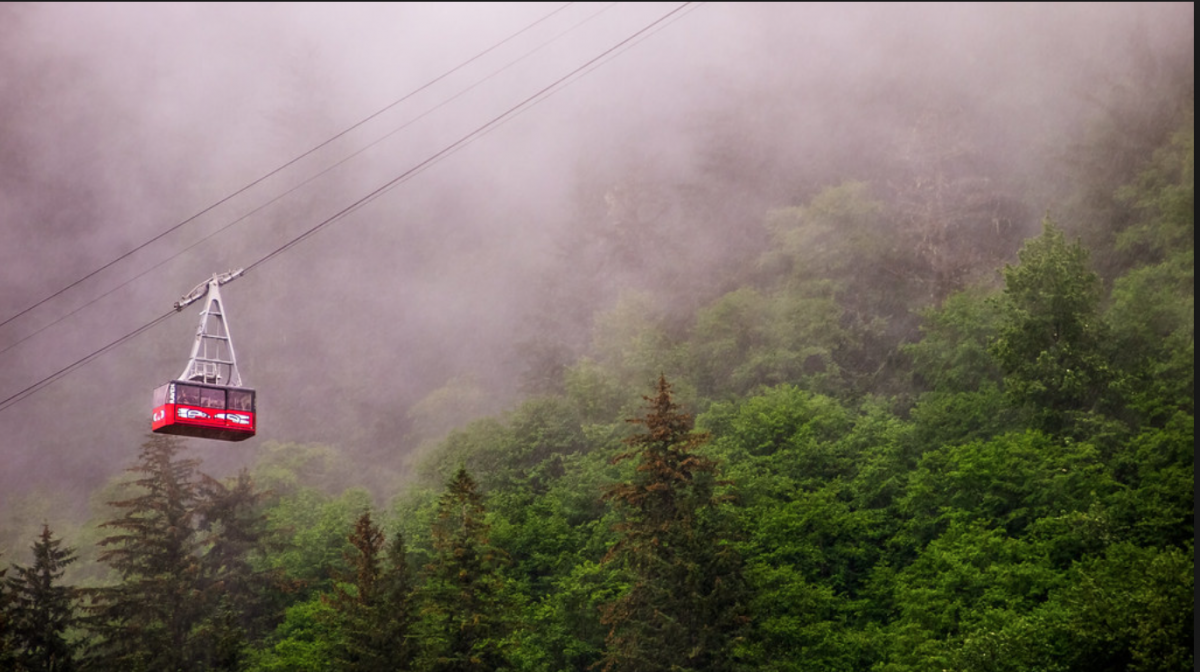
(152, 379, 256, 441)
(152, 270, 257, 442)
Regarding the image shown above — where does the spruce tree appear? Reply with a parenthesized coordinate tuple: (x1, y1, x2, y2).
(421, 467, 514, 672)
(599, 374, 749, 672)
(378, 529, 418, 668)
(3, 525, 79, 671)
(325, 509, 416, 672)
(194, 469, 272, 670)
(84, 434, 205, 672)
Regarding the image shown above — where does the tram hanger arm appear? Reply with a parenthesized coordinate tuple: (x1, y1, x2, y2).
(174, 269, 245, 311)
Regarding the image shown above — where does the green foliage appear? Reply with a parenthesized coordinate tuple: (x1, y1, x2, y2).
(406, 375, 498, 450)
(195, 469, 276, 666)
(261, 486, 374, 597)
(701, 388, 906, 670)
(906, 384, 1013, 452)
(758, 181, 935, 398)
(84, 434, 207, 671)
(1106, 250, 1194, 426)
(41, 34, 1197, 669)
(702, 385, 854, 501)
(79, 436, 278, 672)
(1102, 117, 1193, 430)
(739, 559, 866, 672)
(413, 395, 591, 501)
(944, 610, 1071, 672)
(991, 220, 1114, 433)
(905, 287, 1004, 395)
(250, 442, 359, 500)
(513, 558, 620, 672)
(881, 522, 1063, 672)
(1051, 542, 1194, 672)
(1115, 122, 1194, 263)
(761, 181, 886, 285)
(902, 430, 1117, 555)
(245, 597, 344, 672)
(591, 290, 690, 394)
(564, 357, 636, 426)
(376, 530, 419, 669)
(738, 488, 885, 672)
(419, 467, 515, 672)
(488, 491, 585, 599)
(324, 510, 417, 672)
(895, 521, 1059, 633)
(687, 287, 772, 397)
(413, 417, 508, 487)
(3, 525, 80, 671)
(1105, 414, 1195, 548)
(688, 287, 847, 400)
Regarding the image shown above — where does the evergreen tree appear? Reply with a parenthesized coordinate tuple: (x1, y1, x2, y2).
(83, 434, 206, 672)
(3, 525, 79, 671)
(324, 509, 417, 672)
(194, 469, 273, 670)
(599, 375, 750, 672)
(377, 529, 419, 669)
(420, 467, 514, 672)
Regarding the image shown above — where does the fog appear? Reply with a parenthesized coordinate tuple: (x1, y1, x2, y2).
(0, 2, 1191, 513)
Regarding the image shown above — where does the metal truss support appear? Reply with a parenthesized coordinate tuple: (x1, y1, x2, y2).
(175, 270, 245, 387)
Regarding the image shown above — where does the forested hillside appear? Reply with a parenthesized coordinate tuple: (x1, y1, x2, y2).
(0, 4, 1193, 671)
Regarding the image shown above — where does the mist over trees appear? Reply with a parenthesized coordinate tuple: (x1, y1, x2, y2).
(0, 2, 1193, 670)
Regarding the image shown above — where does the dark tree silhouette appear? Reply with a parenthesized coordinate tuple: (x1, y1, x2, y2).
(3, 525, 80, 671)
(84, 434, 206, 672)
(194, 469, 274, 670)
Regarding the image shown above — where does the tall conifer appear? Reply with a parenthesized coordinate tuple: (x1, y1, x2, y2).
(325, 509, 416, 672)
(378, 529, 419, 668)
(194, 469, 272, 670)
(3, 525, 80, 671)
(85, 434, 205, 671)
(421, 467, 514, 672)
(599, 375, 749, 672)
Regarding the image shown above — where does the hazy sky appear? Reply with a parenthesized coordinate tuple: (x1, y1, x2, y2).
(0, 2, 1191, 512)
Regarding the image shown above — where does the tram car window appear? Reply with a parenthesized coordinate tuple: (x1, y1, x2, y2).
(178, 385, 200, 406)
(228, 389, 254, 412)
(200, 388, 225, 409)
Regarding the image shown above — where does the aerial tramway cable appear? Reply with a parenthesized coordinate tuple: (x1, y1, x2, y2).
(0, 2, 577, 333)
(0, 2, 610, 361)
(0, 2, 698, 418)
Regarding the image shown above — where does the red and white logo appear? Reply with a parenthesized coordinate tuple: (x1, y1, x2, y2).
(216, 412, 251, 425)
